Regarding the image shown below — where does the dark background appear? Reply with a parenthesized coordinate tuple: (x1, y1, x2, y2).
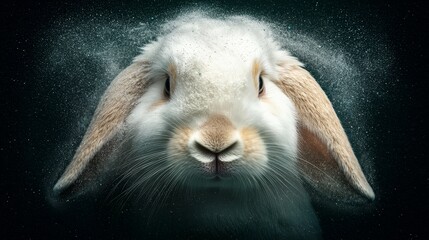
(1, 0, 427, 239)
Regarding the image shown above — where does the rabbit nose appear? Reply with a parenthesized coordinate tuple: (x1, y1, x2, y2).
(194, 140, 238, 156)
(190, 140, 240, 163)
(192, 140, 239, 174)
(189, 114, 243, 163)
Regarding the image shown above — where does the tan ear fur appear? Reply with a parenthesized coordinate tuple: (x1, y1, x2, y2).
(276, 61, 375, 200)
(53, 61, 150, 197)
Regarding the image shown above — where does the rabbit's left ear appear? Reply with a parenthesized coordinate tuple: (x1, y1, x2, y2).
(275, 59, 375, 201)
(53, 61, 150, 198)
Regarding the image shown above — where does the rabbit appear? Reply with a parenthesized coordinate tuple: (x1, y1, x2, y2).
(53, 15, 374, 239)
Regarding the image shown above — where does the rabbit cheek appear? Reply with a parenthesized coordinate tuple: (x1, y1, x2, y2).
(148, 99, 168, 111)
(259, 94, 283, 120)
(168, 127, 193, 156)
(240, 128, 268, 165)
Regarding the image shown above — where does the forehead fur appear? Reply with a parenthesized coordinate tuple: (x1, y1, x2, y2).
(135, 15, 294, 77)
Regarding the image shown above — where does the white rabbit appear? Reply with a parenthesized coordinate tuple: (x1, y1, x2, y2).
(53, 15, 374, 239)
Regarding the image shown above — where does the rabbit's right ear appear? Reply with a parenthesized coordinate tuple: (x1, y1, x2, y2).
(53, 61, 150, 199)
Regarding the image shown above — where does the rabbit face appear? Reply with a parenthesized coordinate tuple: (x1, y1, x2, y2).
(126, 23, 298, 188)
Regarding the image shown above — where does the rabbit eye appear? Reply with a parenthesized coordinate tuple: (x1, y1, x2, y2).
(164, 77, 171, 97)
(258, 76, 265, 96)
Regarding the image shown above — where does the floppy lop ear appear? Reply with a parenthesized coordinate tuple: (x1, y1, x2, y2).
(53, 61, 150, 198)
(276, 60, 375, 201)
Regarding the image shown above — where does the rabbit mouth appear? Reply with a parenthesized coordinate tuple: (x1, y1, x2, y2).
(201, 157, 232, 176)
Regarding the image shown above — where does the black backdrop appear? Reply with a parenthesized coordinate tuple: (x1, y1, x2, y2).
(2, 0, 427, 239)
